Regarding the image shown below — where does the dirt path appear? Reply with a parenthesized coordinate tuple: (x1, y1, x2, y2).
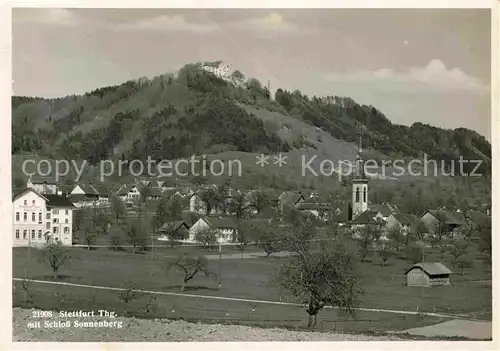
(399, 319, 492, 340)
(12, 278, 472, 320)
(12, 307, 402, 342)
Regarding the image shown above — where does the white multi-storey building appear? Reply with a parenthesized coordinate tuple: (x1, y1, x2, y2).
(201, 61, 231, 79)
(13, 188, 48, 247)
(188, 216, 238, 244)
(13, 188, 75, 247)
(44, 194, 75, 245)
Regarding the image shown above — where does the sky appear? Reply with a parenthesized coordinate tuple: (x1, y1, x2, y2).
(11, 8, 491, 138)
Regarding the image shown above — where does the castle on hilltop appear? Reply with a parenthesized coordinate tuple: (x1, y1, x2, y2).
(201, 61, 231, 79)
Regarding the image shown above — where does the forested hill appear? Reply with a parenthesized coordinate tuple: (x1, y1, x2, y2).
(12, 62, 491, 176)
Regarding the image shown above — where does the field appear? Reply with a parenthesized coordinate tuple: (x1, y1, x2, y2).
(12, 241, 491, 336)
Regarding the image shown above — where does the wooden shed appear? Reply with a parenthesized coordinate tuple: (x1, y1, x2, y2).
(405, 262, 452, 287)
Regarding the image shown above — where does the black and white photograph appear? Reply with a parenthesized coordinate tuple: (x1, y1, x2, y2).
(4, 1, 497, 345)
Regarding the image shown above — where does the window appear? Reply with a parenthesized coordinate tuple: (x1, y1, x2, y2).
(46, 212, 51, 220)
(32, 212, 35, 222)
(65, 218, 68, 224)
(31, 230, 35, 239)
(32, 200, 35, 205)
(46, 222, 50, 230)
(53, 218, 58, 224)
(38, 230, 42, 240)
(39, 213, 42, 223)
(355, 188, 360, 202)
(53, 227, 57, 234)
(363, 188, 367, 202)
(23, 230, 27, 239)
(16, 212, 19, 221)
(23, 212, 27, 221)
(65, 209, 68, 215)
(24, 200, 27, 206)
(15, 230, 19, 239)
(64, 227, 69, 234)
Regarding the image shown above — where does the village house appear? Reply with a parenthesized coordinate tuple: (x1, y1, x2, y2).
(188, 185, 221, 214)
(26, 175, 58, 195)
(350, 210, 387, 239)
(420, 210, 463, 235)
(13, 188, 74, 247)
(295, 201, 332, 220)
(278, 191, 306, 214)
(115, 184, 142, 203)
(68, 182, 109, 208)
(189, 191, 207, 214)
(462, 210, 491, 230)
(242, 189, 279, 215)
(385, 213, 412, 233)
(157, 220, 190, 242)
(188, 216, 238, 244)
(139, 185, 163, 201)
(370, 203, 400, 221)
(405, 262, 452, 287)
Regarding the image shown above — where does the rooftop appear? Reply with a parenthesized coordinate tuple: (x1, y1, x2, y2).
(44, 194, 75, 208)
(405, 262, 452, 276)
(204, 216, 238, 229)
(351, 210, 385, 225)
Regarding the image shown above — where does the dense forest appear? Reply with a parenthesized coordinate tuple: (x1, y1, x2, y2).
(12, 62, 491, 177)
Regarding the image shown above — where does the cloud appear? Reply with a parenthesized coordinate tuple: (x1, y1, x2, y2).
(325, 59, 488, 93)
(114, 14, 218, 33)
(230, 12, 299, 33)
(13, 8, 78, 26)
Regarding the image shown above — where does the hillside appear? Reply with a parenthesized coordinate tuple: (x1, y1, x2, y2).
(12, 61, 491, 179)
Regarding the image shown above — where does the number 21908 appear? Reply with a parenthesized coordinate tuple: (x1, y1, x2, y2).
(32, 310, 53, 318)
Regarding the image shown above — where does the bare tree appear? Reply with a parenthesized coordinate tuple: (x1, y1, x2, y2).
(477, 220, 492, 267)
(448, 239, 470, 272)
(198, 187, 220, 215)
(276, 211, 362, 329)
(357, 227, 372, 262)
(159, 221, 188, 248)
(38, 241, 71, 280)
(236, 219, 259, 251)
(411, 219, 427, 242)
(228, 192, 247, 220)
(126, 218, 147, 254)
(118, 279, 142, 312)
(110, 195, 127, 223)
(455, 256, 473, 275)
(387, 226, 404, 252)
(195, 228, 218, 249)
(405, 245, 423, 264)
(108, 224, 126, 251)
(167, 254, 214, 291)
(377, 242, 390, 267)
(81, 208, 110, 250)
(248, 190, 270, 216)
(277, 241, 361, 329)
(256, 222, 283, 257)
(20, 278, 34, 304)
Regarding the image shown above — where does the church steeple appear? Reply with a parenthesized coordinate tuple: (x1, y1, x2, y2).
(354, 133, 366, 180)
(352, 131, 368, 218)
